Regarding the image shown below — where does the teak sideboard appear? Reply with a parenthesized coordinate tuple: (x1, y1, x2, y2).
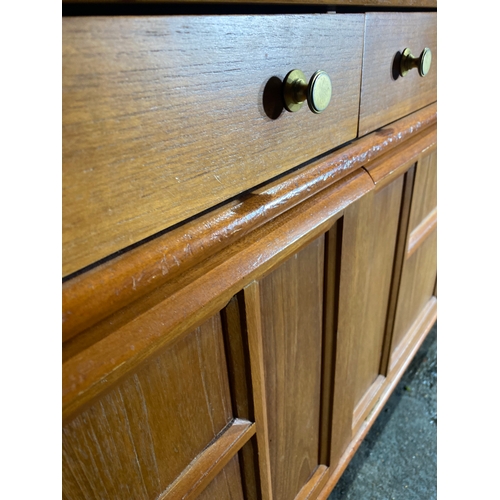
(62, 2, 437, 498)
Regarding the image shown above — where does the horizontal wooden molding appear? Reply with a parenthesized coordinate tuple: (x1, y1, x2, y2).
(351, 374, 385, 436)
(389, 296, 437, 373)
(406, 207, 437, 260)
(158, 418, 255, 500)
(63, 103, 437, 343)
(295, 465, 330, 500)
(363, 122, 437, 191)
(63, 170, 372, 422)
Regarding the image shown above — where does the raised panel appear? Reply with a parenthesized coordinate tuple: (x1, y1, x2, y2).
(350, 178, 404, 408)
(390, 150, 437, 359)
(391, 231, 437, 358)
(62, 313, 233, 500)
(408, 149, 437, 233)
(258, 236, 325, 500)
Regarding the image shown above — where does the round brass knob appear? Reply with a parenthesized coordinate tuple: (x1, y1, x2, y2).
(400, 47, 432, 77)
(283, 69, 332, 114)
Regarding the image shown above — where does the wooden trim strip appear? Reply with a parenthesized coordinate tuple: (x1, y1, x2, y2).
(379, 167, 415, 376)
(317, 299, 437, 500)
(351, 374, 385, 437)
(244, 282, 273, 500)
(406, 207, 437, 260)
(63, 170, 371, 423)
(158, 418, 255, 500)
(63, 103, 437, 343)
(294, 465, 329, 500)
(363, 123, 437, 192)
(389, 297, 437, 373)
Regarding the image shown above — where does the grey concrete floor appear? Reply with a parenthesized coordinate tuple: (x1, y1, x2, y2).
(328, 322, 437, 500)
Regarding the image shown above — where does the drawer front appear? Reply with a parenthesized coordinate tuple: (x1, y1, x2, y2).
(359, 12, 437, 136)
(62, 14, 364, 277)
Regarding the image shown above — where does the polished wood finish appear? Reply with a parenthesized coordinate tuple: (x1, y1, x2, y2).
(390, 150, 437, 357)
(62, 103, 437, 344)
(295, 466, 330, 500)
(63, 5, 438, 494)
(407, 149, 437, 233)
(379, 167, 416, 376)
(406, 206, 437, 259)
(243, 283, 274, 500)
(259, 237, 325, 500)
(330, 175, 404, 458)
(317, 299, 436, 500)
(359, 13, 437, 136)
(319, 222, 342, 465)
(63, 14, 364, 277)
(160, 419, 255, 500)
(62, 169, 371, 423)
(63, 313, 234, 499)
(196, 455, 245, 500)
(364, 123, 436, 190)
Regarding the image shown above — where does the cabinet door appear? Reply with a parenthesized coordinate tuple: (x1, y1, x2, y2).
(329, 144, 437, 462)
(330, 176, 405, 461)
(62, 312, 254, 500)
(238, 234, 335, 500)
(389, 150, 437, 371)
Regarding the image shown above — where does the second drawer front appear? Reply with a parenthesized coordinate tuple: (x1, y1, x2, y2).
(62, 14, 364, 277)
(359, 12, 437, 136)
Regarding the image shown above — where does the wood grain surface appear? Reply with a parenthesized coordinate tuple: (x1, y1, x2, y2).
(407, 149, 437, 233)
(406, 206, 436, 259)
(390, 150, 436, 356)
(363, 123, 436, 191)
(63, 167, 371, 423)
(62, 103, 437, 344)
(195, 455, 245, 500)
(359, 12, 437, 136)
(317, 299, 436, 499)
(63, 14, 364, 277)
(329, 176, 403, 462)
(259, 236, 324, 500)
(160, 419, 254, 500)
(244, 283, 274, 500)
(63, 313, 233, 499)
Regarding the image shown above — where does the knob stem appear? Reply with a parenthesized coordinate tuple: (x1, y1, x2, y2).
(400, 47, 432, 77)
(283, 69, 332, 114)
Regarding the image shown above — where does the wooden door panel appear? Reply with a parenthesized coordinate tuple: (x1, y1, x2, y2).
(258, 236, 325, 500)
(196, 454, 245, 500)
(391, 231, 437, 359)
(62, 313, 235, 500)
(390, 150, 437, 362)
(331, 177, 404, 441)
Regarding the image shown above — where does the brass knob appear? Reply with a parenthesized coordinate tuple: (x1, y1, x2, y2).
(400, 47, 432, 77)
(283, 69, 332, 114)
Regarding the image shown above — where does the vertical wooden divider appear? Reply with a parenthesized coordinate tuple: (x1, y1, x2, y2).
(243, 282, 274, 500)
(221, 296, 260, 500)
(319, 219, 343, 466)
(379, 166, 416, 377)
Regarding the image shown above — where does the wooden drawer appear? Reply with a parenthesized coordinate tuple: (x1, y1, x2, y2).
(62, 13, 364, 277)
(359, 12, 437, 136)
